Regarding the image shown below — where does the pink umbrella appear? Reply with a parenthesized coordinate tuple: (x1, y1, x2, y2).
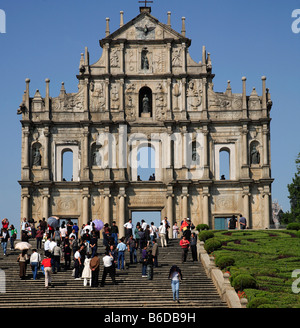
(92, 219, 104, 231)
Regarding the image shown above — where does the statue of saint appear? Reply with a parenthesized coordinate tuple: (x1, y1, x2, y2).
(33, 147, 41, 166)
(250, 144, 260, 165)
(142, 94, 150, 113)
(141, 51, 149, 70)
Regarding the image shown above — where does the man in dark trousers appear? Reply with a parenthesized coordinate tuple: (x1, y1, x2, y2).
(100, 251, 117, 287)
(90, 253, 100, 287)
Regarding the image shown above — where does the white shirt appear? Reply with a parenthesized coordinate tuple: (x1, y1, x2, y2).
(44, 240, 51, 251)
(59, 227, 67, 237)
(103, 255, 113, 267)
(158, 224, 166, 234)
(74, 251, 81, 260)
(171, 271, 180, 281)
(30, 252, 41, 263)
(150, 225, 157, 236)
(49, 241, 57, 251)
(141, 222, 147, 231)
(124, 222, 133, 229)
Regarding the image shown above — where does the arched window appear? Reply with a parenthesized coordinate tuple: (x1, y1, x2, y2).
(139, 87, 152, 117)
(137, 144, 155, 181)
(62, 149, 73, 181)
(219, 147, 230, 180)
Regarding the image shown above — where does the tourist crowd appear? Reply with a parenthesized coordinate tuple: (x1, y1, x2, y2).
(1, 216, 197, 301)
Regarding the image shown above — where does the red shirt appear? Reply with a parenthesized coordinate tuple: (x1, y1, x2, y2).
(42, 258, 52, 267)
(180, 239, 190, 249)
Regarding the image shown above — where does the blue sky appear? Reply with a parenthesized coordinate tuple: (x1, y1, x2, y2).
(0, 0, 299, 230)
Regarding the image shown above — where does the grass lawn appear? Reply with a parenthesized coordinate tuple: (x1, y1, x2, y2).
(210, 229, 300, 308)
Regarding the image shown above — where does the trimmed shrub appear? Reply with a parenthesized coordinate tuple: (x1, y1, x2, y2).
(215, 255, 235, 270)
(232, 274, 257, 291)
(196, 224, 209, 232)
(204, 238, 222, 254)
(257, 304, 276, 308)
(247, 297, 269, 309)
(199, 230, 214, 242)
(287, 222, 300, 231)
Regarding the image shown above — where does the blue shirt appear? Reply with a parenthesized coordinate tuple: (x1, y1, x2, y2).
(117, 242, 126, 252)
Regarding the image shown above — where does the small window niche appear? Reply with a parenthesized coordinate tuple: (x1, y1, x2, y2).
(139, 86, 152, 118)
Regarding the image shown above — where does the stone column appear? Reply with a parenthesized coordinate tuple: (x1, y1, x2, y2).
(181, 185, 189, 219)
(42, 188, 50, 219)
(167, 42, 171, 74)
(241, 125, 249, 179)
(242, 186, 250, 228)
(202, 186, 210, 226)
(118, 187, 126, 237)
(22, 194, 30, 219)
(103, 188, 111, 225)
(202, 77, 208, 120)
(120, 42, 124, 74)
(43, 127, 50, 180)
(202, 127, 209, 179)
(167, 189, 174, 238)
(182, 42, 186, 74)
(82, 195, 89, 226)
(22, 128, 30, 180)
(82, 127, 90, 180)
(263, 187, 271, 229)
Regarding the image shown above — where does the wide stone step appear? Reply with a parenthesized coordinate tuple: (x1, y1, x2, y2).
(0, 238, 228, 308)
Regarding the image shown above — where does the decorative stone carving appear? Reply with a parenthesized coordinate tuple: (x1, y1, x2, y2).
(110, 48, 119, 67)
(172, 48, 182, 67)
(90, 82, 105, 111)
(155, 83, 167, 121)
(186, 80, 202, 110)
(111, 83, 120, 109)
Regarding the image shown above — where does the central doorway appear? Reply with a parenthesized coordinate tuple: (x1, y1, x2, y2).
(131, 211, 161, 230)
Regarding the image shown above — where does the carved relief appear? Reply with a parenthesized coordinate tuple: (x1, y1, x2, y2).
(186, 80, 202, 110)
(90, 82, 105, 111)
(155, 83, 167, 121)
(57, 197, 78, 212)
(172, 48, 182, 67)
(110, 48, 119, 68)
(125, 83, 136, 120)
(135, 17, 156, 40)
(173, 82, 181, 110)
(110, 83, 120, 109)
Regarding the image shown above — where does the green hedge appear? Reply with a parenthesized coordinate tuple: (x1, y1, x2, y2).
(196, 224, 209, 232)
(215, 255, 235, 270)
(232, 274, 257, 291)
(247, 297, 270, 308)
(204, 238, 222, 253)
(199, 230, 214, 241)
(287, 222, 300, 231)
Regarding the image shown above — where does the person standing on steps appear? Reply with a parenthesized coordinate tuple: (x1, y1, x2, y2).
(100, 251, 117, 287)
(190, 232, 198, 262)
(17, 249, 29, 280)
(82, 254, 92, 287)
(169, 265, 183, 303)
(90, 252, 100, 287)
(158, 222, 167, 248)
(116, 237, 126, 270)
(41, 251, 52, 288)
(30, 249, 41, 280)
(179, 235, 190, 263)
(151, 239, 159, 267)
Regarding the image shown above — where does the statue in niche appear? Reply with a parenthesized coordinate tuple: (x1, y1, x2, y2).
(250, 144, 260, 165)
(142, 94, 150, 113)
(141, 49, 149, 70)
(32, 147, 41, 166)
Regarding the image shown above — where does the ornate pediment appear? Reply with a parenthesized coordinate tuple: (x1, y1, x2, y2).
(101, 12, 188, 44)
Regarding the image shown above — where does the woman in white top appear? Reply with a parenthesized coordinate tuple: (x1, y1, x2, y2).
(169, 265, 182, 303)
(81, 255, 92, 286)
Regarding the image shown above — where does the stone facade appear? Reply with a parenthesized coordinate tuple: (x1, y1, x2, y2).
(17, 7, 274, 235)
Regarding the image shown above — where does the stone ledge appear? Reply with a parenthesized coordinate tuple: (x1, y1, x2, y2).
(197, 240, 248, 308)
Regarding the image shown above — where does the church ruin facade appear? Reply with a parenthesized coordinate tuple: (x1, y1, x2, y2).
(17, 6, 274, 235)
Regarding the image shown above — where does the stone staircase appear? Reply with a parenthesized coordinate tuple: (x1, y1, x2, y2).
(0, 238, 227, 308)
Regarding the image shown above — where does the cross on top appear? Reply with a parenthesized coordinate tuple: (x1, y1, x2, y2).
(139, 0, 153, 7)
